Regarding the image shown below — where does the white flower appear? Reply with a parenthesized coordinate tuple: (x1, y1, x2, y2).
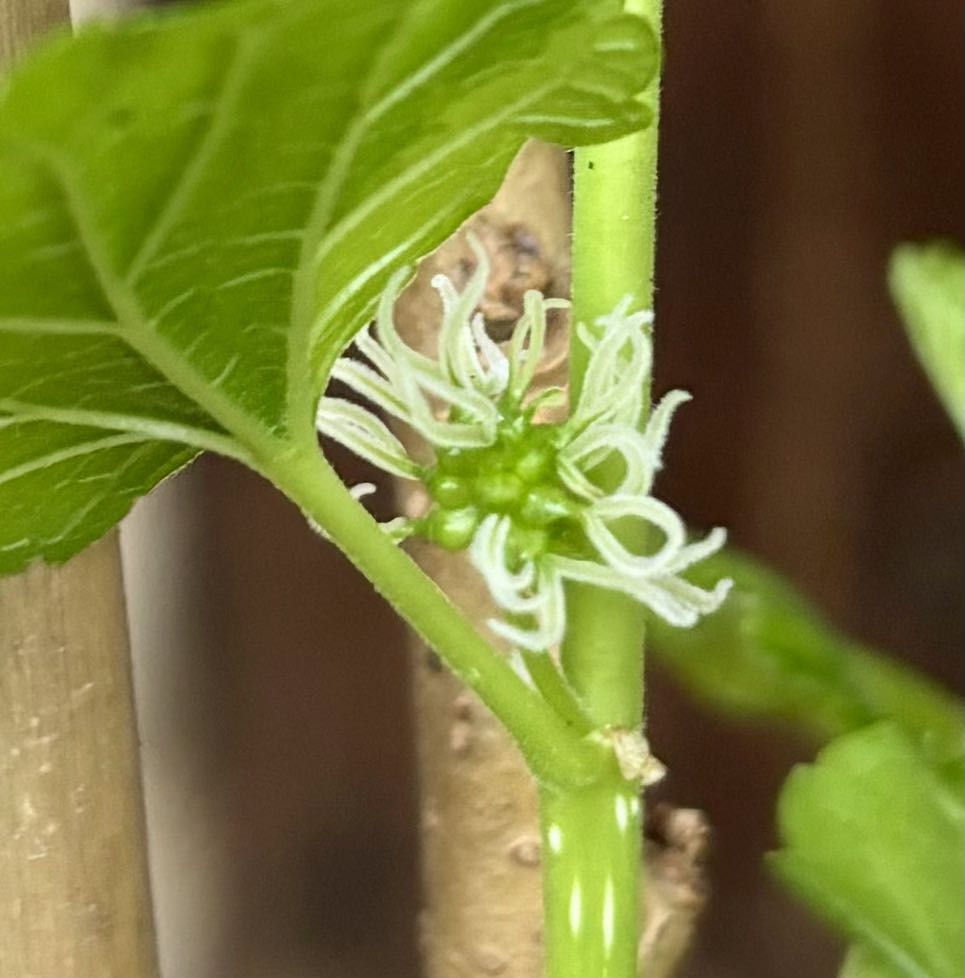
(317, 237, 731, 649)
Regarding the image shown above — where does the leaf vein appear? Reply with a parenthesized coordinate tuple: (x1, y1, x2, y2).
(0, 430, 145, 488)
(124, 30, 264, 282)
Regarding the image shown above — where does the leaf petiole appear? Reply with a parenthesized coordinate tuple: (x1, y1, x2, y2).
(257, 440, 610, 791)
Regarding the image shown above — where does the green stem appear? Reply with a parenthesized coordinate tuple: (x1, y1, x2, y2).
(564, 0, 662, 729)
(259, 444, 605, 791)
(552, 1, 663, 975)
(569, 0, 663, 408)
(540, 778, 643, 978)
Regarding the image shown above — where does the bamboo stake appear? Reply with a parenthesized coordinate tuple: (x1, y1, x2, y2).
(0, 539, 159, 978)
(0, 7, 158, 975)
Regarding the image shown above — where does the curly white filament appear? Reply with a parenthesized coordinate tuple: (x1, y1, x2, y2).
(316, 236, 732, 649)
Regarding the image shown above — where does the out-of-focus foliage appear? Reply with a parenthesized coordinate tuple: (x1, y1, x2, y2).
(649, 548, 963, 764)
(651, 549, 963, 978)
(889, 242, 964, 436)
(773, 724, 964, 978)
(839, 944, 907, 978)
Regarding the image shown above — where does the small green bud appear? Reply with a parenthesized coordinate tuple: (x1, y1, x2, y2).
(510, 523, 550, 562)
(515, 445, 554, 484)
(427, 473, 471, 508)
(519, 485, 577, 527)
(475, 471, 525, 510)
(423, 506, 480, 551)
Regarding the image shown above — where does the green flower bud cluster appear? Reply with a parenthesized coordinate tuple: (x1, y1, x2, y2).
(419, 416, 581, 559)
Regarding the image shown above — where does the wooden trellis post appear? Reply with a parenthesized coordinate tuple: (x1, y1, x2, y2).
(0, 6, 159, 975)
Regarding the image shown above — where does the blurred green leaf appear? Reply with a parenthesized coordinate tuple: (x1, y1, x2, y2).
(773, 724, 964, 978)
(0, 0, 656, 573)
(889, 242, 964, 436)
(840, 944, 910, 978)
(648, 549, 963, 765)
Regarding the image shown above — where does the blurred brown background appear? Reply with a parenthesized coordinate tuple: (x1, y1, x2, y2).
(126, 2, 964, 976)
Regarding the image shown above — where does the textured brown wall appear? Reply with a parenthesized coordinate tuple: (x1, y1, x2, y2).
(131, 1, 963, 976)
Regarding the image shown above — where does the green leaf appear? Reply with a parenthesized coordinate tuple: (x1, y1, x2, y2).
(772, 724, 965, 978)
(648, 549, 964, 764)
(0, 0, 657, 573)
(889, 242, 964, 436)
